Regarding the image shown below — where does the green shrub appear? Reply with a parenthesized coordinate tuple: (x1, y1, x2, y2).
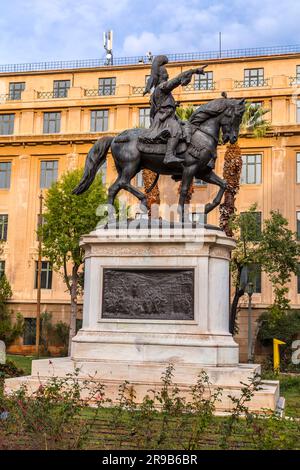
(0, 275, 23, 346)
(257, 309, 300, 370)
(1, 365, 300, 450)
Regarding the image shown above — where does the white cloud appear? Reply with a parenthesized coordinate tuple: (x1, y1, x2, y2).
(0, 0, 299, 64)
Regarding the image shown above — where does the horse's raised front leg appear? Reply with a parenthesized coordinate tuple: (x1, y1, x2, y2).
(200, 171, 227, 214)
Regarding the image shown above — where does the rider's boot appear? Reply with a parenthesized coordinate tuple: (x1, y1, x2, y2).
(163, 136, 182, 164)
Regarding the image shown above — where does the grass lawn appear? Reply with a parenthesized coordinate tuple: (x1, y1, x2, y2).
(7, 354, 38, 376)
(279, 375, 300, 417)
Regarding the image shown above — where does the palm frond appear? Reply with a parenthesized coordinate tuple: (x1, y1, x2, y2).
(176, 106, 195, 121)
(241, 102, 271, 137)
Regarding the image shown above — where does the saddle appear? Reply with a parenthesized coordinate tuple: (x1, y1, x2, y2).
(115, 129, 187, 155)
(137, 137, 187, 155)
(136, 121, 192, 156)
(114, 125, 212, 163)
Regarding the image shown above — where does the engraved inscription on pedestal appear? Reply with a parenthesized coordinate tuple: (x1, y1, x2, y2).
(102, 268, 194, 320)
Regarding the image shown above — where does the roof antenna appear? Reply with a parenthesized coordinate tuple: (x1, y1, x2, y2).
(103, 30, 113, 66)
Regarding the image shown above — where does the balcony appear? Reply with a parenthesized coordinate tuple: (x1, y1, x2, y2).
(234, 78, 270, 88)
(84, 88, 100, 97)
(0, 93, 22, 102)
(289, 76, 300, 86)
(37, 91, 69, 99)
(132, 86, 145, 95)
(84, 88, 116, 97)
(183, 82, 216, 92)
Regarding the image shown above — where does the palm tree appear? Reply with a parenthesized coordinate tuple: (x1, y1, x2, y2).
(142, 169, 160, 217)
(143, 105, 195, 215)
(219, 102, 270, 236)
(175, 105, 195, 121)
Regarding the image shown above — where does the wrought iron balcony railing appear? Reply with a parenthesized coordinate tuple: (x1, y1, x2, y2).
(0, 93, 13, 101)
(289, 76, 300, 86)
(37, 91, 69, 99)
(84, 88, 116, 96)
(0, 93, 23, 101)
(183, 82, 216, 92)
(84, 88, 99, 97)
(234, 78, 270, 88)
(132, 86, 145, 95)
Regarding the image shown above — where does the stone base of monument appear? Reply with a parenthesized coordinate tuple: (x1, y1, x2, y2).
(5, 224, 281, 413)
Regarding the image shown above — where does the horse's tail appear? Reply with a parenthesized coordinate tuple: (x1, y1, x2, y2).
(145, 173, 160, 193)
(73, 136, 113, 195)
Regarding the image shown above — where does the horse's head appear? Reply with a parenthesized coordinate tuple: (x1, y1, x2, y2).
(221, 98, 246, 144)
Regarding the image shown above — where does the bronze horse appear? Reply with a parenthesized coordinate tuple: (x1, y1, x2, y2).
(73, 96, 245, 218)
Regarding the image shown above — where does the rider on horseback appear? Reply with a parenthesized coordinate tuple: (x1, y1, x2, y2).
(143, 55, 207, 165)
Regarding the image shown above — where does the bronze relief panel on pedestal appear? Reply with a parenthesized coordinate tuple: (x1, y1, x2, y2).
(102, 268, 194, 320)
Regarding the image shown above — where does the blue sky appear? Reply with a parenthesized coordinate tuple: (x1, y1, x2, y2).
(0, 0, 299, 64)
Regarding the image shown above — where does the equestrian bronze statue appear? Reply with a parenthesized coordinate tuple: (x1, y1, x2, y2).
(142, 55, 207, 165)
(73, 55, 245, 219)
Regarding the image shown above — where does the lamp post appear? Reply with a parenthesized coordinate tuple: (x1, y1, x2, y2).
(246, 281, 254, 363)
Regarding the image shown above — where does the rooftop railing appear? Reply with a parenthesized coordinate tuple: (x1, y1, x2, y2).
(0, 44, 300, 74)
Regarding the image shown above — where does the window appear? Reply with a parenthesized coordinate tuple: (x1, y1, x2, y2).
(90, 110, 108, 132)
(194, 71, 214, 90)
(244, 68, 264, 87)
(194, 178, 207, 187)
(53, 80, 70, 98)
(9, 82, 25, 100)
(241, 154, 262, 184)
(297, 264, 300, 294)
(0, 162, 11, 189)
(135, 171, 144, 187)
(241, 264, 262, 293)
(98, 77, 116, 96)
(0, 114, 14, 135)
(297, 66, 300, 84)
(35, 261, 52, 289)
(43, 112, 61, 134)
(23, 318, 36, 345)
(189, 212, 205, 224)
(297, 153, 300, 182)
(0, 261, 5, 278)
(297, 212, 300, 239)
(0, 215, 8, 241)
(297, 100, 300, 123)
(139, 108, 151, 129)
(240, 211, 262, 240)
(249, 101, 262, 109)
(40, 160, 58, 189)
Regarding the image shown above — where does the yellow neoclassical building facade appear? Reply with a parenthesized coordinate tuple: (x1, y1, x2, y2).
(1, 46, 300, 357)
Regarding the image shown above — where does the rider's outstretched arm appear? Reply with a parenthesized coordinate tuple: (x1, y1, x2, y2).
(160, 66, 207, 94)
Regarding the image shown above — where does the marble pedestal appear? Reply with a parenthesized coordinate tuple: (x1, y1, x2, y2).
(5, 225, 280, 412)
